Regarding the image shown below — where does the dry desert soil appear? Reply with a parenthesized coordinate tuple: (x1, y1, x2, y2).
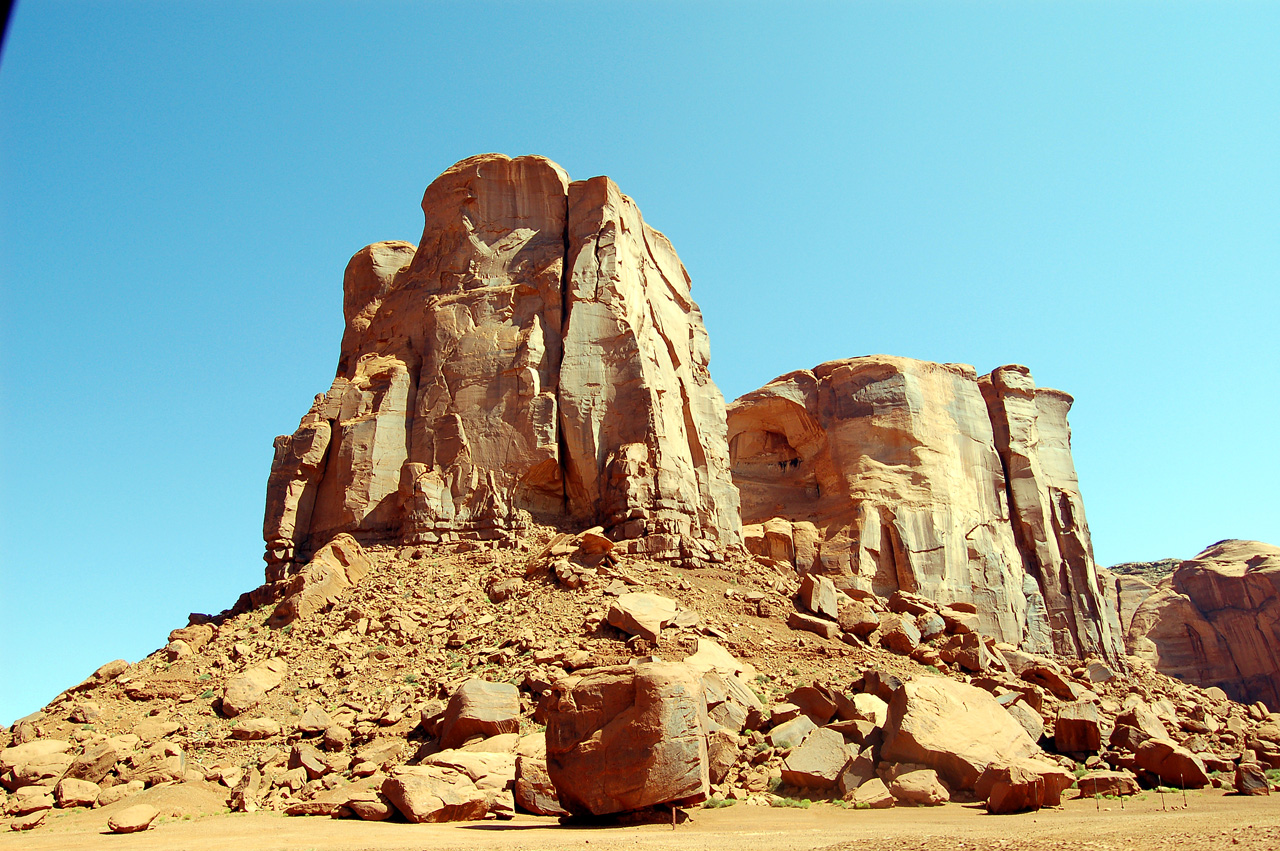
(3, 785, 1278, 851)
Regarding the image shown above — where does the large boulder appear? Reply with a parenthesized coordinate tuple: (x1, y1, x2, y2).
(262, 154, 741, 579)
(382, 766, 489, 823)
(438, 679, 521, 750)
(975, 759, 1075, 813)
(780, 727, 853, 789)
(545, 661, 709, 815)
(881, 677, 1041, 791)
(607, 593, 678, 643)
(221, 658, 287, 717)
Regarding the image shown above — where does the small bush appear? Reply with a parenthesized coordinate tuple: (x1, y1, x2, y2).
(703, 797, 736, 809)
(199, 689, 215, 700)
(769, 796, 811, 809)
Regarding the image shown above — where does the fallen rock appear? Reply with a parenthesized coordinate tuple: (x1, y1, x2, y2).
(107, 803, 160, 833)
(780, 727, 852, 789)
(438, 679, 521, 749)
(231, 717, 282, 741)
(1075, 770, 1139, 798)
(877, 612, 921, 655)
(382, 767, 489, 823)
(787, 611, 839, 641)
(269, 534, 372, 627)
(545, 661, 708, 815)
(607, 593, 679, 643)
(976, 759, 1074, 813)
(1235, 762, 1271, 796)
(221, 658, 287, 717)
(799, 574, 838, 620)
(882, 677, 1040, 791)
(1054, 701, 1102, 753)
(888, 768, 949, 806)
(1135, 738, 1210, 788)
(838, 600, 880, 636)
(54, 777, 100, 808)
(850, 776, 895, 808)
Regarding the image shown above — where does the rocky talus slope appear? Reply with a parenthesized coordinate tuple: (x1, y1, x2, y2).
(5, 526, 1279, 833)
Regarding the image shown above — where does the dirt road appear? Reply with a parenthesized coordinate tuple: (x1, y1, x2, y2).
(4, 788, 1279, 851)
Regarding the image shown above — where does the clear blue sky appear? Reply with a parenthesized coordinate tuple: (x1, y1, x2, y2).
(2, 1, 1276, 725)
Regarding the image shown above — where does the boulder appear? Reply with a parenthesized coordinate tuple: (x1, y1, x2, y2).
(1006, 702, 1045, 743)
(221, 658, 287, 717)
(54, 777, 100, 808)
(780, 727, 852, 789)
(607, 593, 679, 643)
(514, 733, 568, 816)
(1235, 762, 1271, 796)
(1054, 701, 1102, 753)
(768, 715, 817, 750)
(799, 574, 838, 620)
(889, 769, 949, 806)
(976, 759, 1074, 813)
(787, 611, 839, 640)
(231, 717, 282, 741)
(877, 613, 921, 655)
(5, 786, 53, 816)
(296, 703, 335, 735)
(1075, 770, 1140, 798)
(1135, 739, 1210, 788)
(382, 766, 488, 823)
(838, 600, 880, 636)
(438, 679, 521, 749)
(882, 677, 1040, 791)
(423, 749, 516, 817)
(269, 534, 373, 627)
(545, 661, 709, 815)
(850, 776, 894, 808)
(107, 804, 160, 833)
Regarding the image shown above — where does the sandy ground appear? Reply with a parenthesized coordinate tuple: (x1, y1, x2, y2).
(5, 789, 1279, 851)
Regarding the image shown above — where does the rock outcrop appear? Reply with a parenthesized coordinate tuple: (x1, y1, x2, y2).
(1125, 540, 1280, 707)
(264, 154, 740, 581)
(727, 355, 1122, 663)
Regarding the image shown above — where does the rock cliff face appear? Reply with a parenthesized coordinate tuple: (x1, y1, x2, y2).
(1125, 540, 1280, 707)
(726, 355, 1123, 664)
(264, 154, 739, 578)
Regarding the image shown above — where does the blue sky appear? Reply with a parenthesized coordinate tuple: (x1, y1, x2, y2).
(1, 1, 1276, 724)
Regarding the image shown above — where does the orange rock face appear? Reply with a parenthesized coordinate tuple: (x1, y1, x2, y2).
(263, 154, 740, 576)
(727, 356, 1121, 663)
(1127, 540, 1280, 706)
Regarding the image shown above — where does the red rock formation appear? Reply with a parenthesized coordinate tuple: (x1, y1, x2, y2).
(264, 154, 739, 577)
(1127, 540, 1280, 707)
(980, 365, 1124, 663)
(727, 356, 1121, 663)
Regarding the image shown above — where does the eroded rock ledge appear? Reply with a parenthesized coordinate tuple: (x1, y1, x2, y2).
(264, 154, 741, 580)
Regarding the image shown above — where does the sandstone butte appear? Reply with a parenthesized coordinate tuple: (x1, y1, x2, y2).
(726, 357, 1125, 665)
(1117, 539, 1280, 707)
(263, 153, 741, 584)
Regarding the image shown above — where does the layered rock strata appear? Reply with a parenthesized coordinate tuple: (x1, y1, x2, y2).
(264, 154, 740, 578)
(1125, 540, 1280, 707)
(727, 355, 1122, 663)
